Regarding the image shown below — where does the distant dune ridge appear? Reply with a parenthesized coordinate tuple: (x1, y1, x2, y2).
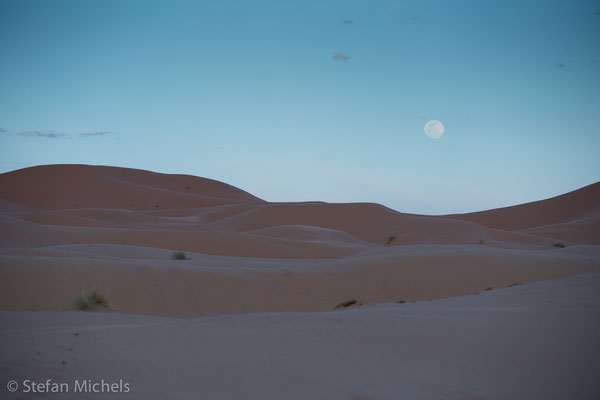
(0, 164, 599, 316)
(448, 181, 600, 231)
(0, 164, 263, 211)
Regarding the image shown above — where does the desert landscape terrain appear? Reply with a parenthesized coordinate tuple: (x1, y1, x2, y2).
(1, 164, 599, 399)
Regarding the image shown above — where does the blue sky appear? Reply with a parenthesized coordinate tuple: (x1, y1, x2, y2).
(1, 0, 599, 214)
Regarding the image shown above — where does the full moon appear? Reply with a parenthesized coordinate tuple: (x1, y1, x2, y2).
(424, 120, 444, 139)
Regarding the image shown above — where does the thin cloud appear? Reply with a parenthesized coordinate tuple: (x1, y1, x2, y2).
(557, 63, 567, 68)
(333, 52, 351, 61)
(0, 128, 7, 133)
(16, 130, 69, 138)
(342, 19, 353, 24)
(214, 146, 224, 150)
(594, 11, 600, 16)
(78, 131, 112, 137)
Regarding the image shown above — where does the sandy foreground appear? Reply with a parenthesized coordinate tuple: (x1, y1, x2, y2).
(0, 165, 599, 398)
(1, 272, 600, 400)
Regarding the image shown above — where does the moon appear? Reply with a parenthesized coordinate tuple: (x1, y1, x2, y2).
(424, 120, 444, 139)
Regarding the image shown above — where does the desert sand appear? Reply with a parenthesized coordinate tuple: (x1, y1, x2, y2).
(2, 273, 599, 399)
(1, 164, 599, 399)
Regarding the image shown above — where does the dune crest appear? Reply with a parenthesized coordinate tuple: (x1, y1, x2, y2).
(448, 182, 600, 230)
(0, 164, 264, 211)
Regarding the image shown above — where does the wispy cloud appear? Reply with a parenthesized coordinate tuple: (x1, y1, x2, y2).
(78, 131, 112, 137)
(342, 19, 353, 24)
(0, 128, 7, 133)
(16, 130, 69, 138)
(9, 128, 112, 138)
(333, 52, 350, 61)
(214, 146, 224, 150)
(557, 62, 567, 68)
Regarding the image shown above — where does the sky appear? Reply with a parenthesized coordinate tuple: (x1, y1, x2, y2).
(1, 0, 599, 214)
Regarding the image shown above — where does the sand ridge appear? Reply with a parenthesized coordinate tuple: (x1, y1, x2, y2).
(0, 164, 599, 316)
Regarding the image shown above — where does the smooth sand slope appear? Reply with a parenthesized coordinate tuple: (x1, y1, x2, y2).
(1, 164, 599, 399)
(1, 273, 599, 399)
(447, 182, 600, 229)
(0, 164, 599, 315)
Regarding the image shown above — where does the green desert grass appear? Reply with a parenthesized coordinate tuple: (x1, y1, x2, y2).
(171, 251, 190, 260)
(74, 288, 109, 311)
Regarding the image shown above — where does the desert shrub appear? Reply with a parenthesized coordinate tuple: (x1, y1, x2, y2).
(478, 239, 484, 245)
(74, 288, 109, 311)
(332, 299, 361, 310)
(171, 251, 189, 260)
(553, 242, 565, 248)
(386, 236, 396, 245)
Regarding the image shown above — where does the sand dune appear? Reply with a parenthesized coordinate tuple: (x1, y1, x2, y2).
(204, 201, 548, 246)
(1, 164, 599, 399)
(0, 164, 263, 211)
(0, 164, 598, 317)
(248, 224, 374, 245)
(519, 215, 600, 245)
(448, 182, 600, 230)
(1, 243, 597, 315)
